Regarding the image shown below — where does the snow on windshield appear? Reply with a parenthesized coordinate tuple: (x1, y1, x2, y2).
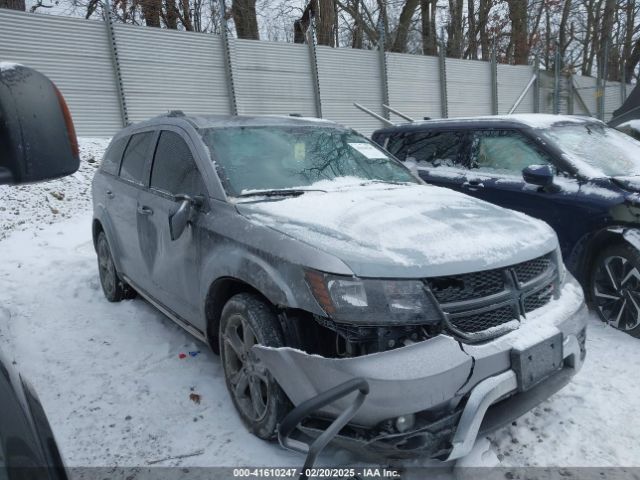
(541, 123, 640, 177)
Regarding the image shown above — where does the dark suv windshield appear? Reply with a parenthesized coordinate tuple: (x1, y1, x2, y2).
(541, 123, 640, 177)
(199, 126, 418, 196)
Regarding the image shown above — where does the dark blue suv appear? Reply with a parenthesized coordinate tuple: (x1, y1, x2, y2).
(372, 114, 640, 338)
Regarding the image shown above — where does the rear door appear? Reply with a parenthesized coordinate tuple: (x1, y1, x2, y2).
(384, 129, 470, 193)
(137, 128, 209, 327)
(107, 130, 156, 285)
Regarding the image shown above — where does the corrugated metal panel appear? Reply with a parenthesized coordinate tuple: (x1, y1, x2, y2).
(232, 39, 316, 117)
(603, 82, 623, 121)
(497, 64, 534, 114)
(446, 58, 492, 117)
(0, 9, 122, 137)
(387, 52, 441, 121)
(114, 23, 230, 124)
(316, 46, 385, 136)
(573, 75, 598, 116)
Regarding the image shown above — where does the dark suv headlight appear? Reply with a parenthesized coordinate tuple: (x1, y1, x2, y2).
(305, 270, 444, 325)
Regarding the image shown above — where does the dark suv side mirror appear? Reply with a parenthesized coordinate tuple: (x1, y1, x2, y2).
(0, 64, 79, 185)
(523, 164, 555, 188)
(168, 194, 204, 241)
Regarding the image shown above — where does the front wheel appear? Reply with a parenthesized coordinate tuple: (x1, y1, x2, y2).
(219, 293, 290, 439)
(590, 243, 640, 338)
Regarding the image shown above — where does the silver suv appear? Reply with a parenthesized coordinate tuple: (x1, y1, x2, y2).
(91, 113, 587, 461)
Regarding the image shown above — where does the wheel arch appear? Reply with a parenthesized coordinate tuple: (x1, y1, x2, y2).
(568, 227, 628, 284)
(204, 277, 275, 354)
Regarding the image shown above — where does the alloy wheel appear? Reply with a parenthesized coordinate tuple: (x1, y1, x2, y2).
(97, 237, 116, 296)
(592, 255, 640, 331)
(221, 314, 270, 422)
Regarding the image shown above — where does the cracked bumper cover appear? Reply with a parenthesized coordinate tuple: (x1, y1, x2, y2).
(254, 277, 587, 460)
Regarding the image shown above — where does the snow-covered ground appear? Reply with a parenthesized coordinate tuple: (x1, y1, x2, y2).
(1, 139, 639, 472)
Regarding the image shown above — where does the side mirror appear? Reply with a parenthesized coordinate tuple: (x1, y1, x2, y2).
(523, 164, 555, 188)
(168, 194, 204, 241)
(0, 63, 79, 185)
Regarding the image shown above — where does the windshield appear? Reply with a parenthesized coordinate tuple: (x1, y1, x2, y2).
(541, 123, 640, 177)
(199, 126, 418, 196)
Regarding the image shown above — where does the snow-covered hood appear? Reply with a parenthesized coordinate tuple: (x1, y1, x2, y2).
(612, 176, 640, 193)
(236, 184, 558, 278)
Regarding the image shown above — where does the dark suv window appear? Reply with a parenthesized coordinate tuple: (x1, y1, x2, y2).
(386, 131, 465, 167)
(101, 137, 128, 176)
(470, 130, 552, 174)
(151, 131, 205, 196)
(120, 132, 154, 184)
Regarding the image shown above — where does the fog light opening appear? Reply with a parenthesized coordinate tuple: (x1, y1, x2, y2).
(395, 414, 416, 433)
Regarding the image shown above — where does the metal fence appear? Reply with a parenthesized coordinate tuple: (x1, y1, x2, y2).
(0, 8, 630, 137)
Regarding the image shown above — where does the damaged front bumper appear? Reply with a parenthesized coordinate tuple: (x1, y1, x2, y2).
(254, 277, 587, 461)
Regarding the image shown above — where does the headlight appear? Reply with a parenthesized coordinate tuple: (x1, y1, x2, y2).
(305, 270, 444, 325)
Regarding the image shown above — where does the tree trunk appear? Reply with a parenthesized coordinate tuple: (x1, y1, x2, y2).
(467, 0, 477, 59)
(316, 0, 336, 46)
(351, 0, 363, 48)
(420, 0, 437, 55)
(390, 0, 419, 52)
(0, 0, 25, 10)
(141, 0, 162, 27)
(232, 0, 259, 39)
(478, 0, 491, 60)
(507, 0, 528, 64)
(446, 0, 463, 58)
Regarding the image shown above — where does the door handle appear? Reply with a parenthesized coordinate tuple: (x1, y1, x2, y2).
(106, 190, 115, 199)
(463, 180, 485, 190)
(137, 205, 154, 216)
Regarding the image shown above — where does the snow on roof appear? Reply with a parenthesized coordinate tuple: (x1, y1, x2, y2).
(617, 119, 640, 131)
(407, 113, 602, 130)
(0, 61, 22, 72)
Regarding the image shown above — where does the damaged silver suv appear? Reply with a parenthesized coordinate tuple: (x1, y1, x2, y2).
(91, 113, 587, 462)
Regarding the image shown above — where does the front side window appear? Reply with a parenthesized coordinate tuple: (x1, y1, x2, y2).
(150, 131, 205, 196)
(386, 130, 465, 167)
(470, 130, 551, 175)
(120, 132, 154, 184)
(199, 126, 418, 196)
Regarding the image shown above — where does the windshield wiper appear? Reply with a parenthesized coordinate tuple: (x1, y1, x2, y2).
(237, 188, 326, 198)
(359, 179, 411, 186)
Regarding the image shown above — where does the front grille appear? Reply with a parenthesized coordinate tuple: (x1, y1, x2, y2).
(514, 255, 553, 284)
(523, 283, 555, 313)
(426, 253, 558, 342)
(448, 305, 516, 333)
(427, 269, 504, 303)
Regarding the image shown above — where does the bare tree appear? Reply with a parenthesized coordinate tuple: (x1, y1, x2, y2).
(232, 0, 260, 38)
(0, 0, 25, 10)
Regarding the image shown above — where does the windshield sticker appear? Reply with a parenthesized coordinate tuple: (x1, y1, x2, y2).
(348, 143, 388, 159)
(294, 143, 306, 161)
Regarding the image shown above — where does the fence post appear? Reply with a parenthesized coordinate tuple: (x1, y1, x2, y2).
(378, 20, 390, 120)
(553, 48, 560, 114)
(306, 20, 323, 118)
(621, 67, 627, 104)
(490, 48, 498, 115)
(103, 0, 128, 126)
(220, 0, 238, 115)
(438, 42, 448, 118)
(533, 56, 540, 113)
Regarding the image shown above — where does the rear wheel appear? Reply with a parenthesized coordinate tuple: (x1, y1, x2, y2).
(219, 293, 289, 439)
(590, 243, 640, 338)
(96, 231, 135, 302)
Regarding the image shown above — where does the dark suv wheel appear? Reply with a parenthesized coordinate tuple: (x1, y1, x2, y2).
(590, 243, 640, 338)
(219, 293, 290, 439)
(96, 231, 136, 302)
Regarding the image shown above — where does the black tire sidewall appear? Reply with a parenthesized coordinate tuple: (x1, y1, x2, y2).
(590, 242, 640, 338)
(97, 231, 124, 302)
(219, 293, 290, 440)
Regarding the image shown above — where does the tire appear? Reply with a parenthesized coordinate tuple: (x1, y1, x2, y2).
(219, 293, 290, 439)
(590, 242, 640, 338)
(96, 231, 136, 302)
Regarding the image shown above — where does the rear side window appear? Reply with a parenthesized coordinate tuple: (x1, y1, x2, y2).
(150, 131, 205, 196)
(385, 131, 465, 167)
(120, 132, 154, 184)
(101, 137, 128, 175)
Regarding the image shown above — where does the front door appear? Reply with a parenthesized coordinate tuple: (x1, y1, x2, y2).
(137, 129, 209, 327)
